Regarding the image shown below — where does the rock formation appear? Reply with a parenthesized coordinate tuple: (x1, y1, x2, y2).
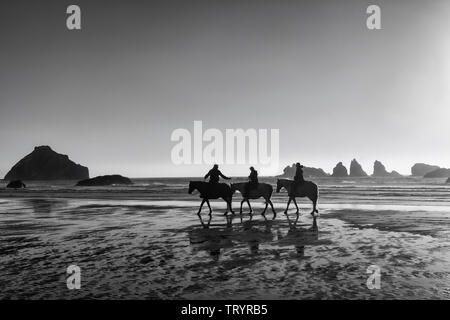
(4, 146, 89, 180)
(6, 180, 26, 189)
(446, 177, 450, 183)
(423, 168, 450, 178)
(349, 159, 368, 177)
(331, 162, 348, 177)
(278, 164, 329, 178)
(390, 170, 403, 178)
(76, 175, 133, 186)
(372, 160, 403, 177)
(411, 163, 440, 176)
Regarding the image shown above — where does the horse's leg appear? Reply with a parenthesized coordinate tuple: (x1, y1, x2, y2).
(240, 200, 245, 214)
(311, 199, 318, 217)
(197, 199, 206, 216)
(284, 198, 292, 214)
(292, 197, 300, 215)
(262, 199, 268, 216)
(223, 197, 233, 215)
(221, 197, 228, 216)
(268, 199, 276, 220)
(247, 199, 253, 215)
(229, 199, 235, 215)
(307, 195, 319, 217)
(205, 199, 212, 216)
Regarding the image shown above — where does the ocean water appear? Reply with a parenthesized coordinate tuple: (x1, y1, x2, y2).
(0, 177, 449, 299)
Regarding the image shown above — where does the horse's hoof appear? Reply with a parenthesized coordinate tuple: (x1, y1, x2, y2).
(284, 211, 288, 215)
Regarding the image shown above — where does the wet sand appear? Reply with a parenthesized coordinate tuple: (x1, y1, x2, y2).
(1, 196, 449, 300)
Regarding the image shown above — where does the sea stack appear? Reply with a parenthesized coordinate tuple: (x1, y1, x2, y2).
(278, 164, 329, 178)
(372, 160, 402, 177)
(372, 160, 389, 177)
(423, 168, 450, 178)
(4, 146, 89, 180)
(331, 162, 348, 177)
(349, 159, 368, 177)
(411, 163, 440, 176)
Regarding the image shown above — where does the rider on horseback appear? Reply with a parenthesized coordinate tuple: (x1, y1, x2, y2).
(291, 162, 305, 194)
(243, 166, 258, 198)
(204, 164, 231, 184)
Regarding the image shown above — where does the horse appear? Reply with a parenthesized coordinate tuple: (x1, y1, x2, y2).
(276, 179, 319, 216)
(230, 182, 276, 219)
(188, 181, 234, 216)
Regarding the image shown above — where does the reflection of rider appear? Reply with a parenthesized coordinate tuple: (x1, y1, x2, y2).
(204, 164, 231, 184)
(291, 162, 304, 194)
(244, 166, 258, 198)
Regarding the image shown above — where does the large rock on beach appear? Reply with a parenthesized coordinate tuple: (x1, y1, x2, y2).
(76, 175, 133, 186)
(6, 180, 26, 189)
(4, 146, 89, 180)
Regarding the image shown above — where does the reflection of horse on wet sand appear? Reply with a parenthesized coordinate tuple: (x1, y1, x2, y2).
(231, 182, 276, 219)
(276, 179, 319, 216)
(188, 215, 234, 261)
(188, 181, 234, 216)
(277, 214, 319, 257)
(188, 212, 322, 260)
(188, 214, 275, 260)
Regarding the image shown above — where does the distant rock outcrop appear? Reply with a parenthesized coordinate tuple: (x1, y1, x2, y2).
(390, 170, 403, 178)
(6, 180, 26, 189)
(411, 163, 440, 176)
(331, 162, 348, 177)
(423, 168, 450, 178)
(372, 160, 403, 177)
(278, 164, 329, 178)
(4, 146, 89, 181)
(76, 175, 133, 186)
(446, 177, 450, 183)
(349, 159, 368, 177)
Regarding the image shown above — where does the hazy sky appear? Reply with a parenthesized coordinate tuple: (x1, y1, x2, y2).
(1, 0, 450, 177)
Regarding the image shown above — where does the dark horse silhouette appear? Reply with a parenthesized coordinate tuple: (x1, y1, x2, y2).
(276, 179, 319, 216)
(188, 181, 234, 216)
(230, 182, 276, 219)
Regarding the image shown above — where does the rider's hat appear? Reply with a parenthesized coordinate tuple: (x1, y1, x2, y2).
(296, 162, 304, 168)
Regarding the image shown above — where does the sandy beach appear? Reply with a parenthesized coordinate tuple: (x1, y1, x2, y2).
(0, 177, 449, 299)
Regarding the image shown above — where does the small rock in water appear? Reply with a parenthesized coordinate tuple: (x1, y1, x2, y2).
(6, 180, 26, 189)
